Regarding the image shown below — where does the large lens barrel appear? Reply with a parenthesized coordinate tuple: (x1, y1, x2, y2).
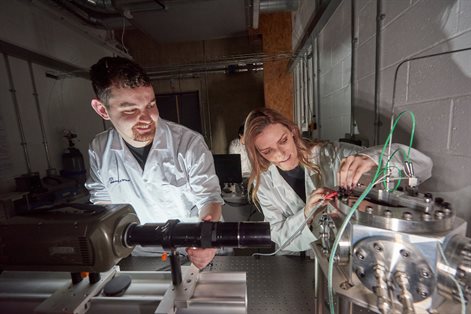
(125, 220, 271, 249)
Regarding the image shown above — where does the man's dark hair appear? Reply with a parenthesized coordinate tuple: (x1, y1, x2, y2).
(89, 56, 151, 107)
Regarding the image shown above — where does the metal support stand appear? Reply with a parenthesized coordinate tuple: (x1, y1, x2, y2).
(169, 250, 182, 286)
(315, 258, 326, 314)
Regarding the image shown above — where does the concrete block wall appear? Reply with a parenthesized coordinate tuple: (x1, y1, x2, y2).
(292, 0, 318, 50)
(0, 0, 122, 193)
(317, 0, 471, 233)
(318, 0, 352, 141)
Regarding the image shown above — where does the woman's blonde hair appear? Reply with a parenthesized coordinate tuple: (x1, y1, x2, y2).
(244, 108, 320, 202)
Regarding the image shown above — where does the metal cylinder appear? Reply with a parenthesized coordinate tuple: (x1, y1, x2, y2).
(373, 264, 392, 314)
(395, 271, 416, 314)
(439, 235, 471, 301)
(3, 53, 32, 174)
(125, 220, 272, 249)
(28, 61, 54, 173)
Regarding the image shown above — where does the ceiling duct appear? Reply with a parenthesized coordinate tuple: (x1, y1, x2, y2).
(259, 0, 299, 13)
(67, 0, 117, 13)
(49, 0, 166, 28)
(50, 0, 121, 28)
(252, 0, 299, 29)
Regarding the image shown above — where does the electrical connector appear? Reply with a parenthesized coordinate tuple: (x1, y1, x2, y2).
(408, 177, 418, 187)
(404, 161, 415, 177)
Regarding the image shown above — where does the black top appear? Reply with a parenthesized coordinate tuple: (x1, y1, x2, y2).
(125, 142, 153, 170)
(277, 165, 306, 202)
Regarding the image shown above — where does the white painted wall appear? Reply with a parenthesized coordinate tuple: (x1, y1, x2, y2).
(306, 0, 471, 234)
(0, 0, 123, 193)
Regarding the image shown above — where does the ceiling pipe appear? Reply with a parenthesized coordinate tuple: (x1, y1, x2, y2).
(3, 54, 33, 174)
(252, 0, 260, 29)
(373, 0, 384, 145)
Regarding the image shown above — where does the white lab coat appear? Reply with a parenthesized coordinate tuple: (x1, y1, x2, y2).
(229, 138, 252, 177)
(256, 142, 433, 252)
(85, 117, 224, 225)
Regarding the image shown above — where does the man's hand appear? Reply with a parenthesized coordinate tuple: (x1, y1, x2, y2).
(186, 214, 217, 270)
(338, 155, 376, 189)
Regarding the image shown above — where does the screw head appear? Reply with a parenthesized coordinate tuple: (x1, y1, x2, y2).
(373, 243, 383, 252)
(417, 286, 429, 298)
(420, 270, 431, 278)
(355, 251, 365, 260)
(340, 281, 353, 290)
(402, 212, 413, 220)
(422, 213, 432, 221)
(435, 210, 445, 220)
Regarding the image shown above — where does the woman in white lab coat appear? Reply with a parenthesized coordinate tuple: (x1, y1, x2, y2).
(244, 108, 432, 252)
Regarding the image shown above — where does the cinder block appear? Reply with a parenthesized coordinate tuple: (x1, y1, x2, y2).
(382, 0, 459, 68)
(322, 62, 343, 96)
(318, 31, 332, 70)
(420, 151, 471, 197)
(450, 95, 471, 156)
(320, 116, 346, 141)
(444, 31, 471, 79)
(340, 114, 352, 137)
(332, 86, 351, 116)
(342, 57, 352, 88)
(407, 50, 471, 102)
(323, 0, 348, 49)
(396, 99, 451, 155)
(330, 0, 351, 66)
(379, 64, 409, 110)
(358, 0, 377, 45)
(356, 37, 376, 80)
(382, 0, 411, 26)
(320, 93, 334, 118)
(459, 0, 471, 32)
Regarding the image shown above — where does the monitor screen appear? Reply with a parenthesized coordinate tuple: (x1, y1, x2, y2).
(213, 154, 243, 185)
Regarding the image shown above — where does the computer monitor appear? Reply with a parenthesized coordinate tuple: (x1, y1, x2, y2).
(213, 154, 243, 186)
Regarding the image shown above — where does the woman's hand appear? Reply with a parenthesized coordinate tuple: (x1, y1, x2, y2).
(304, 187, 335, 220)
(338, 155, 376, 189)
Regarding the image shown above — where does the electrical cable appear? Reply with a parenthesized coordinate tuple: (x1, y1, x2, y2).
(253, 201, 326, 257)
(381, 165, 403, 191)
(327, 178, 379, 314)
(121, 17, 129, 55)
(374, 175, 409, 188)
(327, 111, 417, 314)
(385, 111, 415, 189)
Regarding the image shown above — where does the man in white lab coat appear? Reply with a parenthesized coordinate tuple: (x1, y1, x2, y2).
(85, 56, 223, 269)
